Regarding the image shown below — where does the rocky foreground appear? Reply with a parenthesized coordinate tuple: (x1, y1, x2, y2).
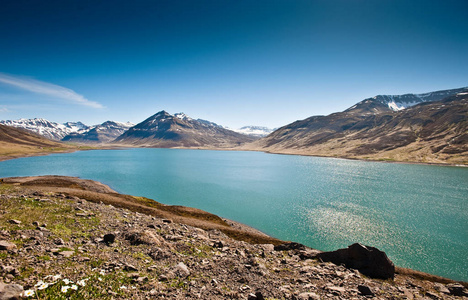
(0, 176, 467, 299)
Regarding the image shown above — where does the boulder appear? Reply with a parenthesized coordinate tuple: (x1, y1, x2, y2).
(446, 283, 466, 296)
(103, 233, 116, 244)
(0, 282, 23, 300)
(317, 243, 395, 279)
(125, 230, 162, 246)
(274, 242, 306, 251)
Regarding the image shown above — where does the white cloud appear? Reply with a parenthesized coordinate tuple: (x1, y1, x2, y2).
(0, 72, 104, 109)
(0, 107, 9, 113)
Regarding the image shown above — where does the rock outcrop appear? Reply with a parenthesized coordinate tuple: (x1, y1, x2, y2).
(317, 243, 395, 279)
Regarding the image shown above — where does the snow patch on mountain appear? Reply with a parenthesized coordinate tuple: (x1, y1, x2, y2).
(0, 118, 90, 140)
(230, 126, 275, 137)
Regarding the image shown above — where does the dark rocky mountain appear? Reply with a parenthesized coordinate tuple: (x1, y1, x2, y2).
(62, 121, 134, 144)
(249, 90, 468, 164)
(114, 111, 255, 147)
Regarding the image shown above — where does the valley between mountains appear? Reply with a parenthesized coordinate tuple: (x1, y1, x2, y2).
(1, 87, 467, 165)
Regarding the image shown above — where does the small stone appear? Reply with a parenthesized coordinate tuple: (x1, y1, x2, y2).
(297, 292, 320, 300)
(59, 250, 74, 258)
(136, 276, 148, 283)
(32, 221, 39, 226)
(433, 283, 450, 294)
(3, 266, 20, 277)
(158, 274, 168, 282)
(425, 291, 440, 299)
(254, 291, 265, 300)
(162, 219, 173, 224)
(103, 233, 116, 244)
(0, 241, 16, 251)
(358, 285, 374, 296)
(8, 220, 21, 225)
(247, 293, 257, 300)
(126, 272, 139, 279)
(446, 283, 465, 296)
(54, 238, 64, 245)
(212, 240, 223, 248)
(175, 262, 190, 278)
(124, 264, 138, 271)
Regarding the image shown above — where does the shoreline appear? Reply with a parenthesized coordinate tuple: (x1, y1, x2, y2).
(1, 175, 466, 285)
(1, 144, 467, 168)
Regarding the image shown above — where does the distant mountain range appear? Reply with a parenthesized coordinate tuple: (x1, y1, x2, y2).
(0, 119, 134, 144)
(114, 111, 255, 147)
(0, 115, 271, 143)
(62, 121, 134, 143)
(0, 118, 88, 140)
(248, 87, 468, 164)
(1, 86, 467, 164)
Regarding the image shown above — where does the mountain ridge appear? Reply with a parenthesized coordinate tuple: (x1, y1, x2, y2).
(114, 111, 255, 147)
(247, 90, 468, 165)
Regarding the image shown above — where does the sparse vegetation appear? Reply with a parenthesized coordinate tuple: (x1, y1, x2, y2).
(0, 176, 466, 299)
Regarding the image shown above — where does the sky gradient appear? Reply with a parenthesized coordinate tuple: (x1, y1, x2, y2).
(1, 0, 467, 128)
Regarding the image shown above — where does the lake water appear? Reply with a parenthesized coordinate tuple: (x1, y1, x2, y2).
(0, 148, 467, 281)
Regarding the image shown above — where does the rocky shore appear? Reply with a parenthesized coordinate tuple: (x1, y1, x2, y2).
(0, 176, 467, 299)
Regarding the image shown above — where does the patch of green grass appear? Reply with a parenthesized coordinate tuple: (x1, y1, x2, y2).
(0, 195, 100, 241)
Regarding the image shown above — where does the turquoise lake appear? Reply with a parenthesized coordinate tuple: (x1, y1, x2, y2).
(0, 148, 467, 281)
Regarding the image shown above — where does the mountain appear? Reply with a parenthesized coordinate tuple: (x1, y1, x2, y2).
(346, 87, 467, 115)
(114, 111, 255, 147)
(231, 126, 275, 138)
(62, 121, 134, 144)
(248, 89, 468, 164)
(0, 118, 89, 140)
(0, 124, 70, 160)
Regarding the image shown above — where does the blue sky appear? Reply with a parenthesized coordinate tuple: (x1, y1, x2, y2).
(0, 0, 467, 128)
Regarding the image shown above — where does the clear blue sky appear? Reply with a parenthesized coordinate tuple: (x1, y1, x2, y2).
(1, 0, 467, 128)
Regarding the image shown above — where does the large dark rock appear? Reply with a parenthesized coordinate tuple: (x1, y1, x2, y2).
(317, 243, 395, 279)
(274, 242, 306, 251)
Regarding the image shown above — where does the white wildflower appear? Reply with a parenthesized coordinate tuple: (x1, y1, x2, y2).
(120, 285, 127, 290)
(99, 269, 105, 275)
(61, 286, 70, 293)
(71, 284, 78, 290)
(62, 278, 72, 285)
(22, 290, 35, 297)
(37, 282, 49, 290)
(34, 280, 45, 287)
(98, 277, 102, 281)
(77, 279, 86, 287)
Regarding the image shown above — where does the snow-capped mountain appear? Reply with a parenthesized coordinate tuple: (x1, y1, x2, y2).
(115, 111, 254, 147)
(0, 118, 90, 140)
(252, 87, 468, 164)
(346, 87, 468, 115)
(62, 121, 134, 143)
(231, 126, 275, 138)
